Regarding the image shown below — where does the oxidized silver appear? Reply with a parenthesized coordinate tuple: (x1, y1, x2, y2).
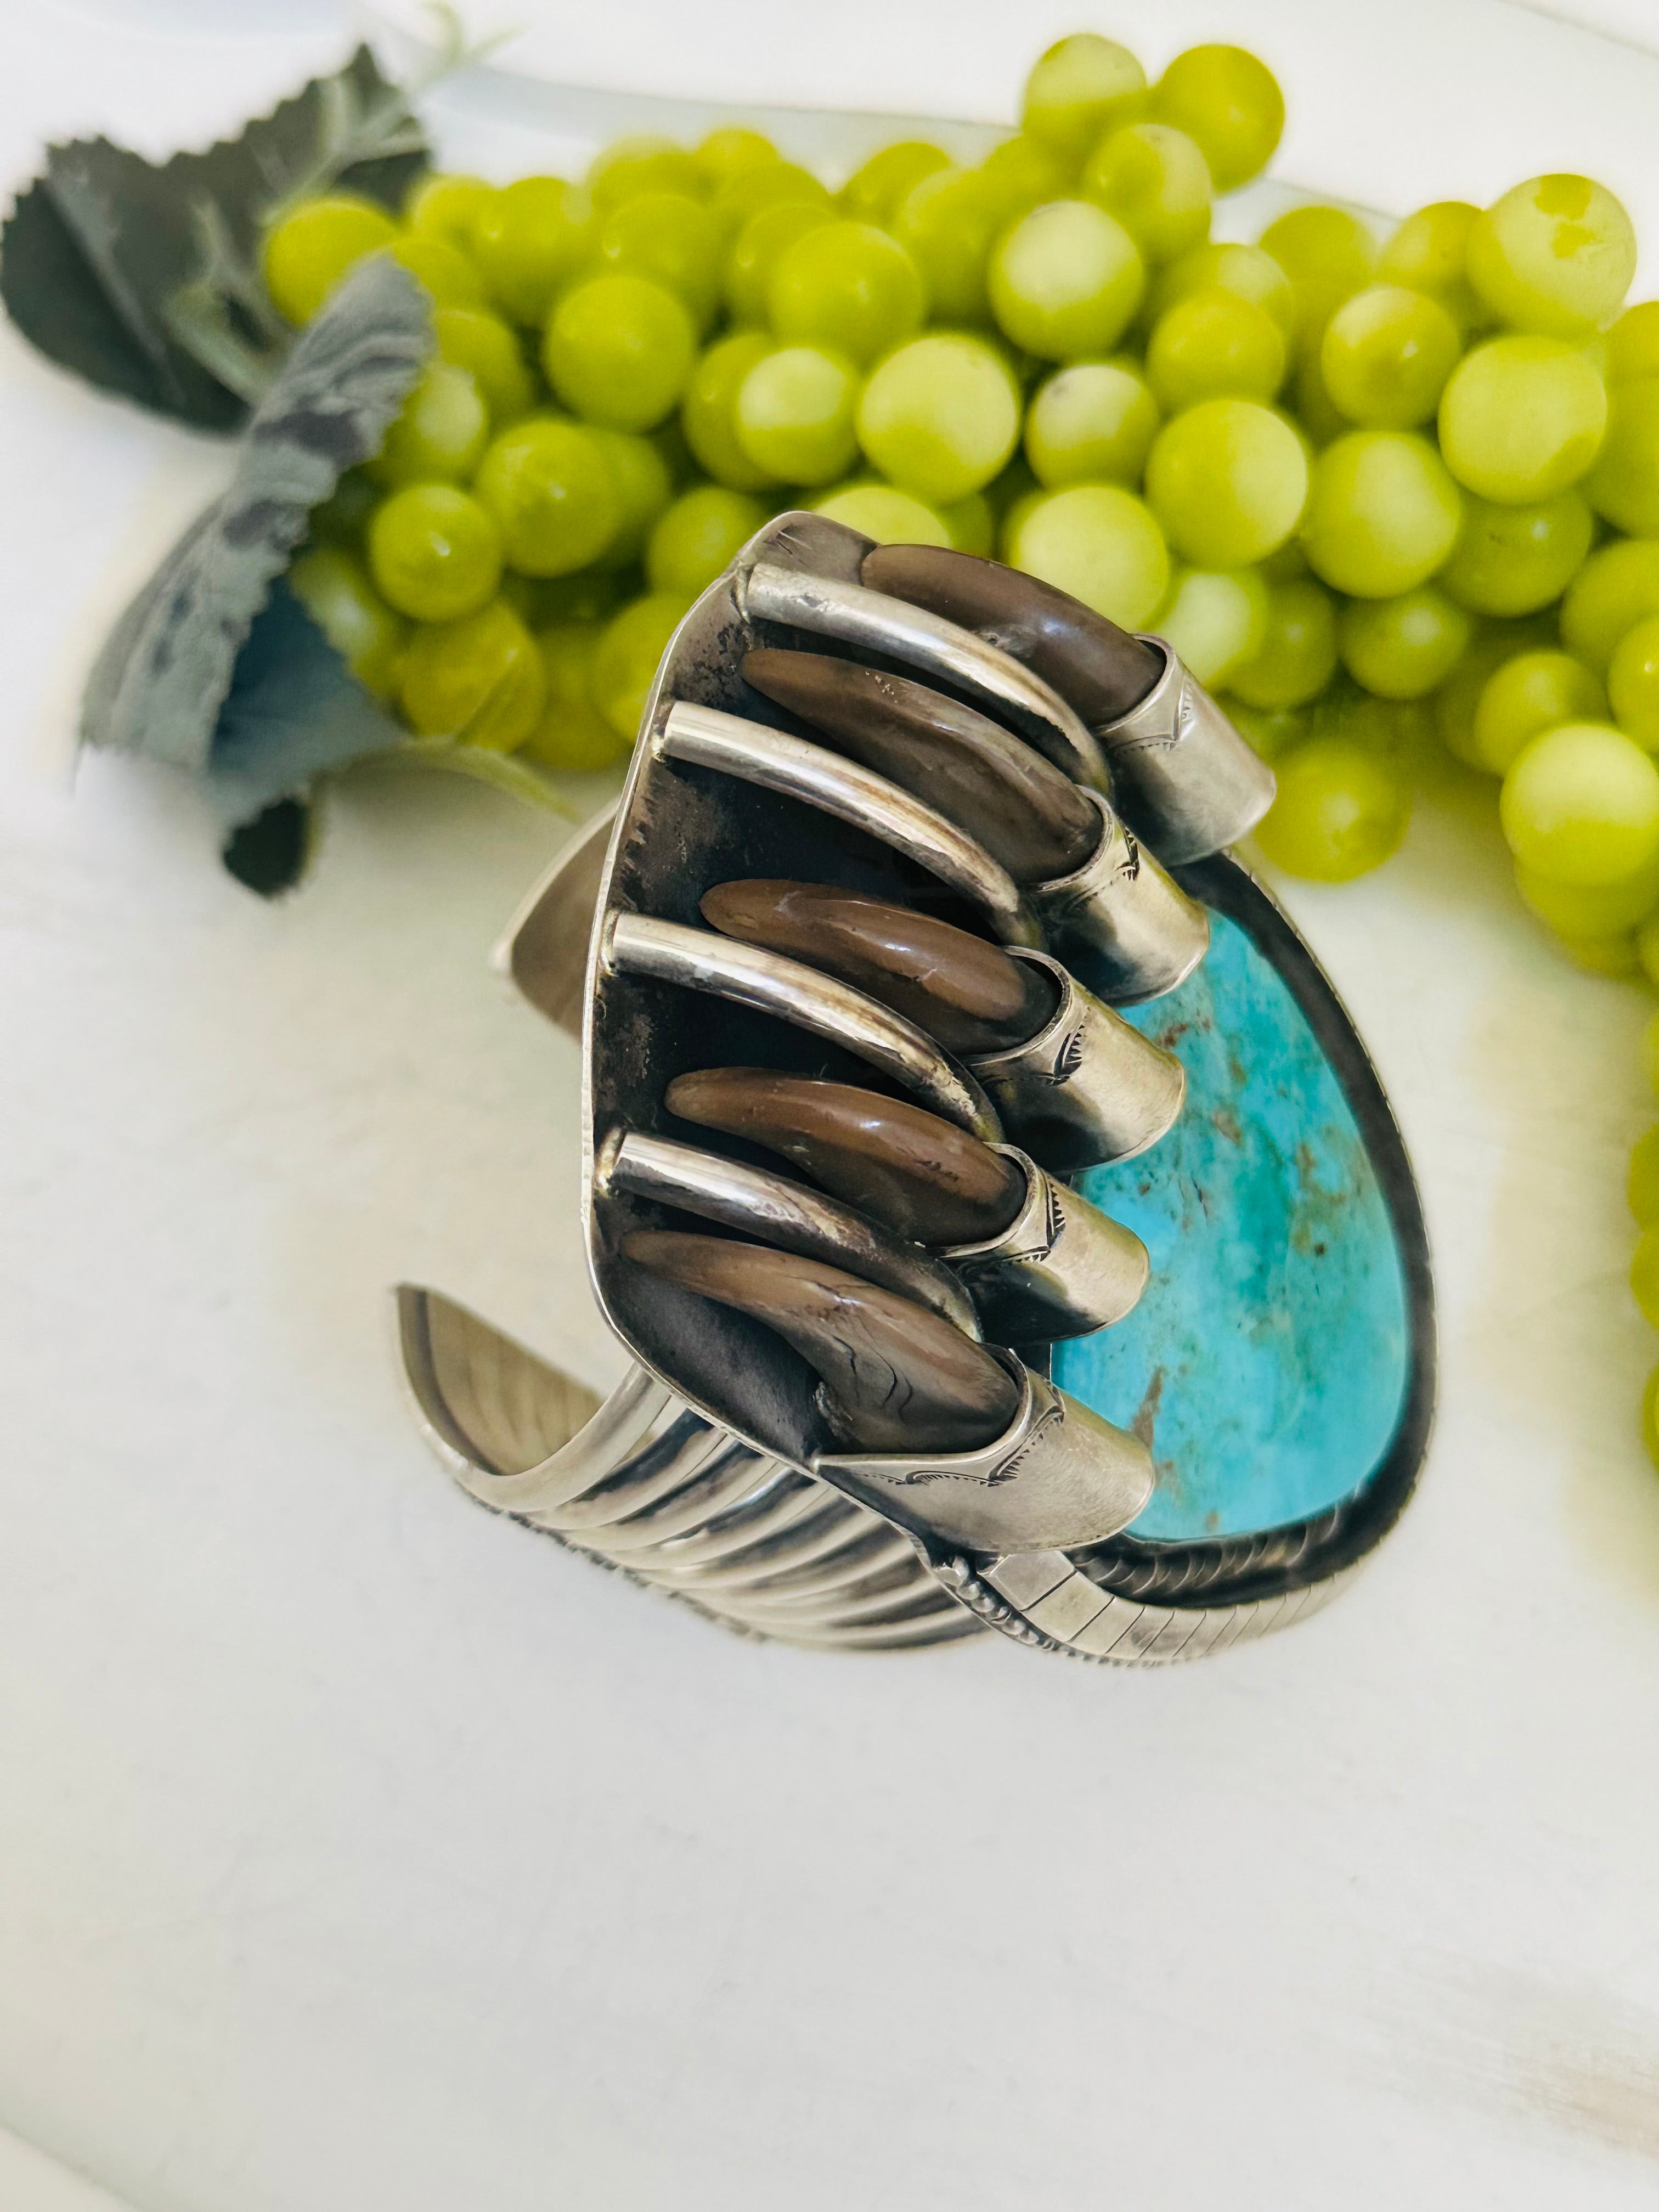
(1029, 788, 1210, 1003)
(941, 1146, 1149, 1344)
(1094, 634, 1278, 867)
(968, 949, 1184, 1172)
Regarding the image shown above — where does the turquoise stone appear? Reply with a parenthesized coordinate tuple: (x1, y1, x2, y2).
(1053, 911, 1411, 1543)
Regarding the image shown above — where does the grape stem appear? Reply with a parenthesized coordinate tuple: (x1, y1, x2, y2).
(377, 737, 586, 818)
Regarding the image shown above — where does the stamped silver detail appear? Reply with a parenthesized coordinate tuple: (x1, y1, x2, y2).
(1029, 787, 1210, 1002)
(941, 1146, 1149, 1342)
(1091, 635, 1277, 865)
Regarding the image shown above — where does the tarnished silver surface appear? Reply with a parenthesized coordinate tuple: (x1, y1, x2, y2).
(398, 510, 1433, 1666)
(1095, 635, 1278, 867)
(815, 1358, 1153, 1555)
(596, 1127, 981, 1336)
(942, 1147, 1149, 1344)
(602, 911, 1002, 1142)
(1030, 788, 1210, 1003)
(740, 560, 1110, 791)
(656, 702, 1041, 949)
(969, 950, 1184, 1172)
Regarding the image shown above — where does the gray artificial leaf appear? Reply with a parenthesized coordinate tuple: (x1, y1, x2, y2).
(206, 578, 406, 831)
(0, 43, 429, 431)
(81, 252, 432, 778)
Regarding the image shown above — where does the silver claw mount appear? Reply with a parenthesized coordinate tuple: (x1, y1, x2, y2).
(399, 512, 1426, 1665)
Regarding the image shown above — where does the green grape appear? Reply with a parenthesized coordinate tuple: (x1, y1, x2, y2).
(1289, 347, 1348, 448)
(306, 465, 379, 546)
(939, 489, 995, 555)
(1562, 539, 1659, 672)
(1300, 430, 1461, 597)
(1152, 43, 1284, 193)
(1586, 374, 1659, 537)
(1146, 286, 1285, 410)
(1644, 1364, 1659, 1468)
(404, 173, 495, 251)
(586, 427, 674, 568)
(1144, 397, 1309, 569)
(1338, 585, 1470, 699)
(646, 484, 767, 596)
(1630, 1125, 1659, 1223)
(1082, 123, 1212, 267)
(1257, 205, 1378, 359)
(1222, 698, 1307, 758)
(369, 360, 489, 489)
(1377, 201, 1485, 332)
(767, 221, 926, 366)
(855, 333, 1020, 504)
(1554, 930, 1642, 977)
(597, 191, 724, 329)
(1025, 359, 1159, 487)
(1467, 173, 1636, 338)
(735, 345, 861, 484)
(1646, 1005, 1659, 1093)
(542, 272, 697, 431)
(989, 200, 1144, 362)
(1260, 537, 1311, 583)
(390, 233, 488, 311)
(591, 592, 691, 740)
(1633, 1223, 1659, 1327)
(262, 194, 398, 324)
(1006, 484, 1169, 628)
(1311, 676, 1437, 762)
(1146, 241, 1295, 339)
(398, 598, 546, 751)
(368, 484, 503, 622)
(523, 622, 627, 770)
(1154, 565, 1269, 686)
(525, 567, 630, 624)
(978, 134, 1073, 219)
(723, 201, 836, 326)
(1021, 33, 1148, 165)
(287, 545, 405, 696)
(1318, 284, 1460, 430)
(432, 306, 535, 426)
(1227, 575, 1338, 707)
(1608, 613, 1659, 751)
(1471, 650, 1608, 774)
(1436, 487, 1594, 617)
(694, 126, 777, 190)
(473, 418, 620, 575)
(1254, 737, 1409, 881)
(1432, 616, 1555, 767)
(814, 482, 952, 546)
(682, 330, 782, 489)
(1607, 302, 1659, 385)
(588, 137, 704, 215)
(1439, 335, 1608, 503)
(710, 161, 832, 230)
(1516, 854, 1659, 937)
(891, 167, 1005, 327)
(1501, 720, 1659, 885)
(468, 177, 595, 325)
(839, 140, 951, 225)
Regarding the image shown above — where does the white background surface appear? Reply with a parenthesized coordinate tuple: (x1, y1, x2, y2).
(5, 3, 1659, 2208)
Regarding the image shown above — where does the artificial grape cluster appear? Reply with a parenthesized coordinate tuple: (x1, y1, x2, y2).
(261, 31, 1659, 1465)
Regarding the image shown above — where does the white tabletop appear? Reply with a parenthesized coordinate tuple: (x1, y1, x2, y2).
(5, 3, 1659, 2208)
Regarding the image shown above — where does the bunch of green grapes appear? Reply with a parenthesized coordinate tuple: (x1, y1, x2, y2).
(262, 33, 1659, 1464)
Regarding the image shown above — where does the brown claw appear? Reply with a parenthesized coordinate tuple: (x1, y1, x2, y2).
(859, 543, 1161, 727)
(623, 1230, 1020, 1454)
(700, 879, 1055, 1056)
(664, 1067, 1025, 1248)
(742, 646, 1099, 884)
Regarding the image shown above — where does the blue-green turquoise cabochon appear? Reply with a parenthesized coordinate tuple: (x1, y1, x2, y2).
(1056, 888, 1415, 1546)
